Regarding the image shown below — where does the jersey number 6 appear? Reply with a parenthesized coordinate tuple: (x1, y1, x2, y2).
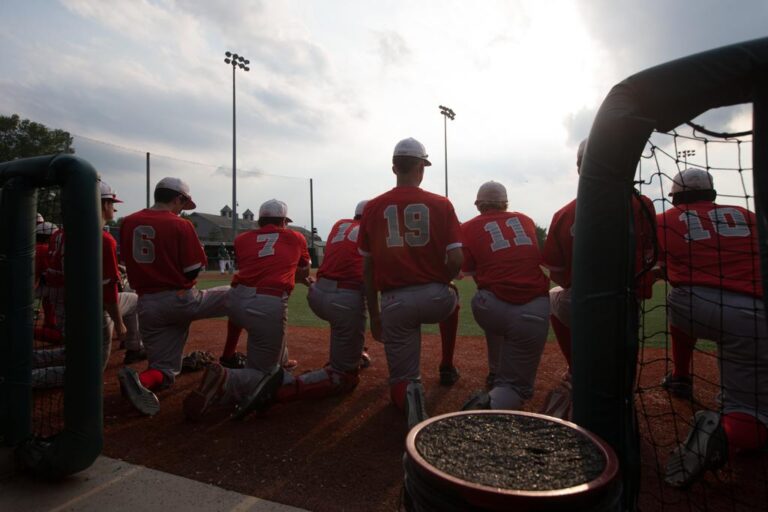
(132, 226, 156, 263)
(384, 204, 430, 248)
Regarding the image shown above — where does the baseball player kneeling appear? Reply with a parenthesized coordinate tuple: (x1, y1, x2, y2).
(659, 168, 768, 488)
(358, 137, 463, 431)
(459, 181, 550, 411)
(183, 199, 311, 421)
(118, 178, 229, 416)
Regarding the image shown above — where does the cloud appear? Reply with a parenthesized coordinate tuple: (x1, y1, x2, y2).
(373, 31, 412, 67)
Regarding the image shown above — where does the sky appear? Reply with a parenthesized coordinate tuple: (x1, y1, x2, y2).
(1, 0, 766, 237)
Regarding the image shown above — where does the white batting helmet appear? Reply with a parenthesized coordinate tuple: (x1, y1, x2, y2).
(669, 168, 714, 196)
(35, 221, 57, 236)
(475, 181, 507, 203)
(354, 200, 369, 217)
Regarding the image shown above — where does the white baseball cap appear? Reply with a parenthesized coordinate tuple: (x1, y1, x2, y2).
(259, 199, 292, 223)
(35, 221, 57, 236)
(669, 168, 714, 196)
(155, 177, 196, 210)
(36, 213, 44, 224)
(475, 181, 507, 203)
(354, 200, 369, 217)
(99, 180, 123, 203)
(393, 137, 432, 166)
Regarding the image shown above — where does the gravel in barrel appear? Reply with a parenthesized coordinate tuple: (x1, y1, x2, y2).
(415, 413, 606, 491)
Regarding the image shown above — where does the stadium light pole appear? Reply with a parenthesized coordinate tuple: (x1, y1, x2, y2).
(439, 105, 456, 197)
(225, 51, 250, 241)
(677, 149, 695, 167)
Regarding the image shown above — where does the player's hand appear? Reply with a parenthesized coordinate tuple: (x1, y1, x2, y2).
(303, 275, 316, 287)
(114, 319, 128, 340)
(370, 316, 382, 342)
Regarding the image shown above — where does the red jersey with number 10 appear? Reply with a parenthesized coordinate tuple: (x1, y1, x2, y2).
(120, 209, 207, 295)
(357, 186, 462, 292)
(461, 211, 549, 304)
(657, 201, 762, 297)
(318, 218, 363, 283)
(231, 225, 311, 293)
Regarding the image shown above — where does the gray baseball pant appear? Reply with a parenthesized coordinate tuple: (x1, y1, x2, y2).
(668, 285, 768, 426)
(472, 290, 550, 409)
(381, 283, 458, 384)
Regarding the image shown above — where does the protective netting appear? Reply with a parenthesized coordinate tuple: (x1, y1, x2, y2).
(634, 123, 768, 510)
(32, 186, 65, 438)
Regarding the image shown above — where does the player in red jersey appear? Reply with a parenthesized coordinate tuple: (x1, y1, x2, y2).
(183, 199, 311, 420)
(459, 181, 550, 411)
(541, 139, 657, 419)
(34, 220, 59, 338)
(658, 168, 768, 487)
(118, 177, 229, 416)
(33, 181, 143, 388)
(357, 137, 463, 430)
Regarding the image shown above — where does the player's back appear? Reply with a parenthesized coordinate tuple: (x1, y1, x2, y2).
(658, 201, 761, 297)
(358, 186, 462, 291)
(318, 218, 362, 283)
(121, 209, 206, 295)
(462, 211, 549, 304)
(232, 225, 309, 292)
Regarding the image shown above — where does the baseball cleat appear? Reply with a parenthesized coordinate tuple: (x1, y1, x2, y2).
(219, 351, 247, 369)
(405, 381, 428, 430)
(360, 348, 372, 369)
(540, 379, 573, 420)
(661, 372, 694, 400)
(665, 410, 728, 488)
(123, 348, 148, 365)
(118, 367, 160, 416)
(183, 363, 227, 421)
(462, 390, 492, 411)
(232, 365, 284, 420)
(438, 365, 460, 386)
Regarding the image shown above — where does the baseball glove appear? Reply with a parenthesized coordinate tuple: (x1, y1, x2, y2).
(181, 350, 216, 373)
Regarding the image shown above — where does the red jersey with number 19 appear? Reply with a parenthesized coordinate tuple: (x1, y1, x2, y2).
(657, 201, 762, 297)
(120, 209, 207, 295)
(318, 218, 363, 283)
(357, 186, 462, 291)
(461, 211, 549, 304)
(231, 225, 311, 293)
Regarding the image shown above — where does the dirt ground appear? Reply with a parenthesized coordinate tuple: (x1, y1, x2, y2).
(34, 319, 768, 511)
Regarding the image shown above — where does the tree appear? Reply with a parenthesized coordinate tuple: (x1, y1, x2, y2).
(0, 114, 75, 225)
(0, 114, 73, 161)
(535, 224, 547, 250)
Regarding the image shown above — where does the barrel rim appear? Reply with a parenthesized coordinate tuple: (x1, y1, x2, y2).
(405, 410, 620, 501)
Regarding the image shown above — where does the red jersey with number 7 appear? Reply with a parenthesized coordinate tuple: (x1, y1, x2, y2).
(657, 201, 762, 297)
(231, 225, 311, 293)
(318, 218, 363, 283)
(461, 211, 549, 304)
(357, 186, 462, 291)
(120, 209, 207, 295)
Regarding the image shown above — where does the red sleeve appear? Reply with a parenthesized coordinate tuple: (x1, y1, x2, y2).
(460, 223, 476, 274)
(179, 221, 207, 273)
(357, 210, 371, 256)
(445, 201, 463, 251)
(298, 231, 311, 268)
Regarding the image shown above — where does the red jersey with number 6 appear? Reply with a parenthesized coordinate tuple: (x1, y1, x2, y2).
(657, 201, 762, 297)
(318, 218, 363, 283)
(357, 186, 462, 291)
(461, 211, 549, 304)
(120, 209, 207, 295)
(231, 225, 311, 293)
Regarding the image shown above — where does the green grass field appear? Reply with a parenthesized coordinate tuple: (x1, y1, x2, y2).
(198, 273, 678, 347)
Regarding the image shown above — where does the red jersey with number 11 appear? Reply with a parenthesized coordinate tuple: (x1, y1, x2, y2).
(318, 218, 363, 283)
(358, 186, 462, 291)
(120, 209, 207, 295)
(461, 211, 549, 304)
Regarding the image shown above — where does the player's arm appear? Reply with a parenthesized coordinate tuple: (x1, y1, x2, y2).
(445, 246, 463, 280)
(363, 255, 381, 341)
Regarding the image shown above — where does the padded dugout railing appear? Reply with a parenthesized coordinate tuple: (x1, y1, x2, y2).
(0, 154, 103, 478)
